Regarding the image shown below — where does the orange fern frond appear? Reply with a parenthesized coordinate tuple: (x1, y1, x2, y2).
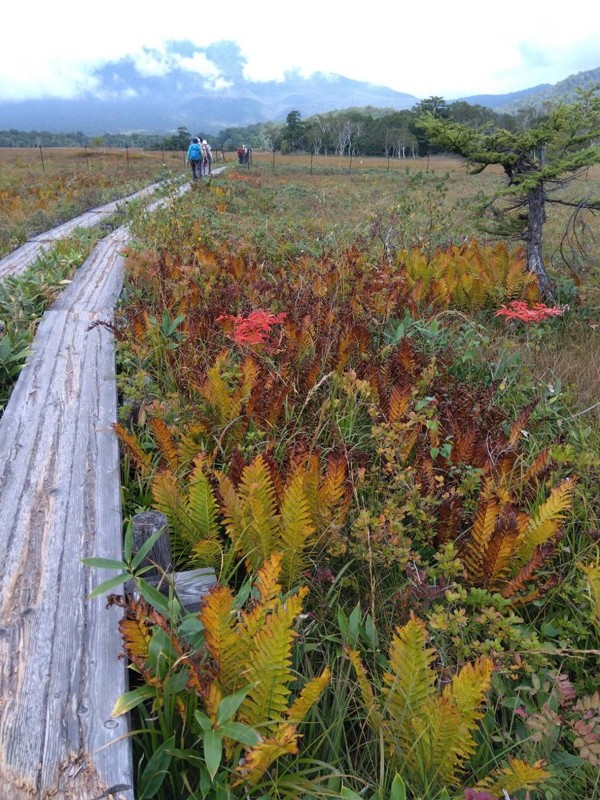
(149, 417, 180, 471)
(200, 584, 246, 694)
(286, 667, 331, 723)
(233, 723, 299, 787)
(113, 423, 153, 476)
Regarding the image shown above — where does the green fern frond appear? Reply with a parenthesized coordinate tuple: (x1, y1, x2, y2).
(186, 457, 220, 543)
(151, 469, 197, 550)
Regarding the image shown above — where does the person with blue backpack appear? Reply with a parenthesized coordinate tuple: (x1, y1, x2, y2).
(186, 137, 202, 180)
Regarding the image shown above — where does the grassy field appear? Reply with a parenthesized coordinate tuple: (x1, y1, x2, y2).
(0, 146, 185, 256)
(104, 162, 600, 799)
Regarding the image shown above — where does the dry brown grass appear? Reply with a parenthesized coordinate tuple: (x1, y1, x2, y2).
(0, 147, 185, 256)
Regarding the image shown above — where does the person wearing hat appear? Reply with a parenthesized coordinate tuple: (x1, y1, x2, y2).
(186, 137, 202, 180)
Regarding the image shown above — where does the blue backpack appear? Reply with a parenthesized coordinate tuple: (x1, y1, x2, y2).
(189, 143, 201, 160)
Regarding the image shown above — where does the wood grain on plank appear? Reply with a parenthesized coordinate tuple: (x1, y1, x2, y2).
(0, 228, 133, 799)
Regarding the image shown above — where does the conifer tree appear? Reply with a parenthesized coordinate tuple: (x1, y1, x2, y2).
(418, 87, 600, 298)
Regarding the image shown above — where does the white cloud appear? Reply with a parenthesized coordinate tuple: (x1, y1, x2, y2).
(0, 0, 598, 101)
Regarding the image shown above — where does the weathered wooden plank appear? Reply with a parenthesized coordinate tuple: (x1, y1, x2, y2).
(0, 229, 133, 799)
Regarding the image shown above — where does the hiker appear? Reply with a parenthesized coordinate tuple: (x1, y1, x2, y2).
(237, 145, 246, 164)
(186, 137, 202, 180)
(201, 139, 212, 176)
(244, 146, 252, 165)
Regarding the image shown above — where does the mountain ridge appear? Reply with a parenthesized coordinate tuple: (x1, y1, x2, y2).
(0, 41, 597, 135)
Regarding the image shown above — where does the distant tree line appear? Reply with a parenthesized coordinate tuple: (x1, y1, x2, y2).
(0, 129, 167, 148)
(0, 97, 562, 156)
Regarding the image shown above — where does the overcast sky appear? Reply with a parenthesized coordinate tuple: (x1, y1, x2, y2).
(1, 0, 598, 102)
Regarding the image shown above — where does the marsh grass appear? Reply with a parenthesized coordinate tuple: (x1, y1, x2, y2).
(96, 162, 600, 799)
(0, 146, 184, 255)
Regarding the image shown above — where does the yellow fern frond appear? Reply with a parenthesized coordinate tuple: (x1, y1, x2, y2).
(176, 424, 209, 467)
(415, 698, 463, 787)
(233, 723, 299, 787)
(286, 667, 331, 723)
(239, 588, 308, 728)
(477, 758, 550, 796)
(439, 656, 493, 773)
(118, 602, 153, 674)
(444, 656, 493, 725)
(279, 468, 316, 589)
(191, 538, 223, 569)
(220, 455, 279, 572)
(517, 477, 576, 563)
(204, 681, 222, 726)
(200, 353, 234, 424)
(319, 454, 349, 525)
(347, 648, 385, 730)
(151, 469, 196, 548)
(382, 615, 436, 744)
(580, 562, 600, 634)
(239, 553, 283, 641)
(255, 551, 284, 605)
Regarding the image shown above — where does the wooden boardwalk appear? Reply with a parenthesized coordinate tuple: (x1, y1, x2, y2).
(0, 228, 133, 799)
(0, 174, 220, 798)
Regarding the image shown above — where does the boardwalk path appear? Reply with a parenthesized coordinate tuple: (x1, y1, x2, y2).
(0, 178, 201, 799)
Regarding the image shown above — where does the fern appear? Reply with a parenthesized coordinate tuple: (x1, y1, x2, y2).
(239, 589, 307, 728)
(517, 477, 576, 563)
(279, 469, 316, 590)
(219, 454, 279, 571)
(201, 584, 246, 694)
(113, 422, 153, 476)
(233, 723, 299, 787)
(382, 615, 437, 745)
(475, 758, 550, 796)
(199, 555, 328, 787)
(149, 417, 179, 471)
(350, 615, 492, 793)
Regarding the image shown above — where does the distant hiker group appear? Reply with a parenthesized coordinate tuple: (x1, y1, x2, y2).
(186, 137, 212, 180)
(237, 145, 251, 165)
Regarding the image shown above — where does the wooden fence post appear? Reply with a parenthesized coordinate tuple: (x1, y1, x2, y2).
(131, 511, 216, 612)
